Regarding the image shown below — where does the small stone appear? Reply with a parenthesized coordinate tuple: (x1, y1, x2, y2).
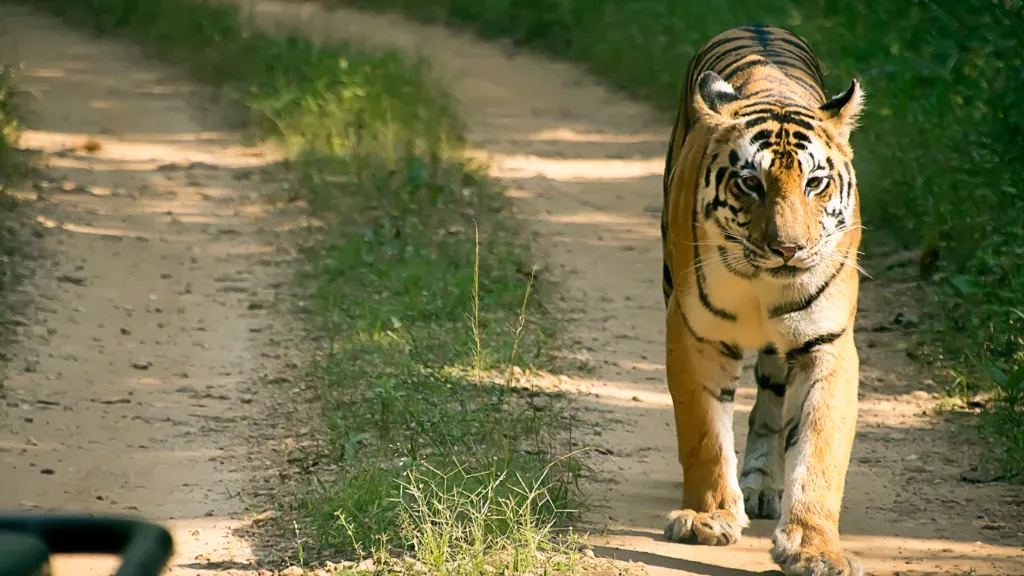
(280, 567, 303, 576)
(57, 272, 88, 286)
(40, 468, 55, 475)
(23, 357, 40, 372)
(120, 327, 132, 336)
(130, 358, 153, 371)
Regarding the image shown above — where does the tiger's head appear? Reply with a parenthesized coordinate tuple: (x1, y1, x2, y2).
(691, 70, 864, 280)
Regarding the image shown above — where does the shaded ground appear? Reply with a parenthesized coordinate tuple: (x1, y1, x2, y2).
(0, 4, 309, 574)
(218, 1, 1024, 575)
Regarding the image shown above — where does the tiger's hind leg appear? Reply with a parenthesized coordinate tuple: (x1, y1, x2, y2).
(739, 347, 787, 519)
(663, 294, 749, 546)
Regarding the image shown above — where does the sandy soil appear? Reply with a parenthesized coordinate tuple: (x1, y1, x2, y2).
(0, 4, 310, 574)
(217, 2, 1024, 575)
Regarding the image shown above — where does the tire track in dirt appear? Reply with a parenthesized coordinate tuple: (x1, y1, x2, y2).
(226, 3, 1024, 575)
(0, 5, 308, 574)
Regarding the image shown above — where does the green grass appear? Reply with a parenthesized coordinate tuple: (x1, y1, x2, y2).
(23, 0, 588, 570)
(332, 0, 1024, 480)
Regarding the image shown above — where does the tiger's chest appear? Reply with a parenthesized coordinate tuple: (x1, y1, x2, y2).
(678, 256, 844, 352)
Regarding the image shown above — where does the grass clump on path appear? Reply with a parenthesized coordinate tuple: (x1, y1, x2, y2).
(335, 0, 1024, 481)
(26, 0, 585, 570)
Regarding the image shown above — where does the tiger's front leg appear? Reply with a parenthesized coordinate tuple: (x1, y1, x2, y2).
(663, 294, 749, 546)
(771, 328, 863, 576)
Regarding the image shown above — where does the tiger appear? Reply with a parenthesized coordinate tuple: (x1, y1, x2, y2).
(659, 24, 865, 576)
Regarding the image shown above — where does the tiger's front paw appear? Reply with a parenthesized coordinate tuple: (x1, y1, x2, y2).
(664, 509, 743, 546)
(771, 527, 863, 576)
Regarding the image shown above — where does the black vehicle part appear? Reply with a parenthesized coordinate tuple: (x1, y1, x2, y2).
(0, 513, 174, 576)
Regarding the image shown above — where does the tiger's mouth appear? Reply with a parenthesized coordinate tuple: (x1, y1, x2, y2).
(737, 246, 815, 278)
(765, 263, 807, 278)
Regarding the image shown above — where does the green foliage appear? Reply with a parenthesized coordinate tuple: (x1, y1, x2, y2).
(338, 0, 1024, 479)
(27, 0, 583, 567)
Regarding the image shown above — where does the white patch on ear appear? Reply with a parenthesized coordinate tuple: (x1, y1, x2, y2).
(694, 71, 740, 127)
(820, 79, 865, 141)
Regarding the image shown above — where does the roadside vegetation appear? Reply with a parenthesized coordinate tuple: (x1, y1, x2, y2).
(25, 0, 592, 572)
(0, 64, 28, 354)
(333, 0, 1024, 481)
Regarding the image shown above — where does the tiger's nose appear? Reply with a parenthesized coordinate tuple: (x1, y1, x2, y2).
(767, 241, 801, 262)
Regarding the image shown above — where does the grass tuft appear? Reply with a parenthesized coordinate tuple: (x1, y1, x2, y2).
(331, 0, 1024, 481)
(25, 0, 588, 569)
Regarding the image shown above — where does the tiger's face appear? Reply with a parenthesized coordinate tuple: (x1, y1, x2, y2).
(692, 71, 864, 280)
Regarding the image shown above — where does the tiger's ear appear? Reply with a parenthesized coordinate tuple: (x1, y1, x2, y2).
(820, 79, 865, 141)
(693, 71, 740, 127)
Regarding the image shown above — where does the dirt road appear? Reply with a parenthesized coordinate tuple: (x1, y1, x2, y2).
(0, 4, 305, 574)
(223, 2, 1024, 575)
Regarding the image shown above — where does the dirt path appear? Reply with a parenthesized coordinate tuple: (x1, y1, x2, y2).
(217, 2, 1024, 575)
(0, 4, 305, 574)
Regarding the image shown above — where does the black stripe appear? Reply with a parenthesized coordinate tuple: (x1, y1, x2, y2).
(786, 329, 847, 361)
(743, 113, 816, 132)
(702, 44, 757, 79)
(763, 46, 822, 81)
(769, 34, 822, 68)
(784, 417, 801, 452)
(678, 307, 746, 361)
(693, 248, 738, 323)
(695, 35, 750, 66)
(721, 57, 771, 81)
(755, 363, 787, 398)
(749, 129, 774, 145)
(785, 73, 825, 99)
(842, 160, 854, 208)
(707, 387, 737, 402)
(763, 52, 817, 76)
(662, 262, 673, 305)
(717, 245, 758, 280)
(720, 343, 744, 360)
(736, 105, 818, 122)
(691, 155, 738, 321)
(714, 166, 729, 190)
(768, 257, 847, 318)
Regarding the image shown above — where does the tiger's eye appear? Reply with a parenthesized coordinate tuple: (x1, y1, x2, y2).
(805, 176, 830, 193)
